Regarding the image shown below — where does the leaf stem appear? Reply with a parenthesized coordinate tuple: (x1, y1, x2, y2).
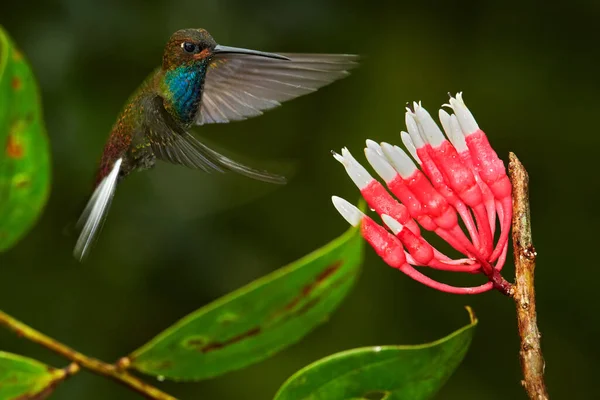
(508, 153, 549, 400)
(0, 309, 177, 400)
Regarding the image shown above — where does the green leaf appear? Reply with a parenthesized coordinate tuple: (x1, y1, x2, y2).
(0, 25, 51, 252)
(0, 351, 68, 399)
(128, 224, 364, 381)
(274, 308, 478, 400)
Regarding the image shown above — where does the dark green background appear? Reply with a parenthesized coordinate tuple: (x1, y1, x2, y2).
(1, 0, 597, 399)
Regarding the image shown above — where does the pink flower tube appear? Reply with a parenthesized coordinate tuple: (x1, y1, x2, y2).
(332, 93, 511, 294)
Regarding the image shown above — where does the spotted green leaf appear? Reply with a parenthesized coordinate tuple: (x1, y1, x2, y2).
(274, 308, 478, 400)
(128, 224, 364, 381)
(0, 351, 69, 399)
(0, 26, 51, 252)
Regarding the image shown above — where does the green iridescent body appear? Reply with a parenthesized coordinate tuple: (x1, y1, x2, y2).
(96, 57, 210, 185)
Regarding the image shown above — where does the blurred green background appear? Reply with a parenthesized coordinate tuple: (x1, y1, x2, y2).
(1, 0, 598, 398)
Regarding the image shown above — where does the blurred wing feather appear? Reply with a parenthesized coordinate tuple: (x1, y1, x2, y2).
(148, 96, 285, 184)
(197, 53, 358, 125)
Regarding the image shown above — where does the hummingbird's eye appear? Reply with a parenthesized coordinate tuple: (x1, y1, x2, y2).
(182, 42, 199, 54)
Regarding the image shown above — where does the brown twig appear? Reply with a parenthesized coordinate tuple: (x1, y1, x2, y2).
(0, 310, 177, 400)
(481, 259, 514, 296)
(508, 152, 548, 400)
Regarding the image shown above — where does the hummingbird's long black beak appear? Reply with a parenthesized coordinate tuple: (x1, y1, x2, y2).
(213, 45, 290, 61)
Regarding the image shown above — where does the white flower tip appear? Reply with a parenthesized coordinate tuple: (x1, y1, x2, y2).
(400, 131, 421, 164)
(365, 139, 378, 148)
(332, 150, 345, 164)
(400, 131, 413, 146)
(365, 147, 396, 182)
(336, 147, 373, 189)
(414, 104, 445, 147)
(404, 113, 425, 148)
(447, 92, 479, 135)
(339, 147, 356, 164)
(340, 146, 352, 158)
(365, 139, 384, 156)
(381, 214, 403, 234)
(332, 196, 364, 227)
(438, 109, 453, 137)
(380, 142, 393, 152)
(448, 114, 468, 151)
(381, 142, 417, 178)
(341, 147, 363, 165)
(438, 109, 451, 126)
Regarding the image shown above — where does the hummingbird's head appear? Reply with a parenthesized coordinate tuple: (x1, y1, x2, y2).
(162, 28, 217, 69)
(162, 28, 291, 70)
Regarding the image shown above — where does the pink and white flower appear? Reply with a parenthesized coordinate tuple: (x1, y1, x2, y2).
(332, 93, 511, 294)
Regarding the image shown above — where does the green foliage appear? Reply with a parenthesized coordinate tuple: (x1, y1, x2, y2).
(0, 25, 51, 252)
(128, 224, 364, 381)
(274, 309, 478, 400)
(0, 351, 66, 399)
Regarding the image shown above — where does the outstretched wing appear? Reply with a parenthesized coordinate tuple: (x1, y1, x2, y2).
(197, 53, 358, 125)
(147, 96, 286, 184)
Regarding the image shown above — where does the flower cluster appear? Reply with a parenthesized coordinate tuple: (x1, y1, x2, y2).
(332, 93, 511, 294)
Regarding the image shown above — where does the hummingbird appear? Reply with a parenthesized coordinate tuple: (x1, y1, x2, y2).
(74, 28, 358, 260)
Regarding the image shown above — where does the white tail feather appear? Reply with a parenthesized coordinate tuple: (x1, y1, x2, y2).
(73, 158, 122, 261)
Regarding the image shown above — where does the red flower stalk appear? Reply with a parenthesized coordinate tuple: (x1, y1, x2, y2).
(332, 93, 512, 294)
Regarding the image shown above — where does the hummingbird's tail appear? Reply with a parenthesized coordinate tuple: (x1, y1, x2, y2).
(73, 158, 122, 261)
